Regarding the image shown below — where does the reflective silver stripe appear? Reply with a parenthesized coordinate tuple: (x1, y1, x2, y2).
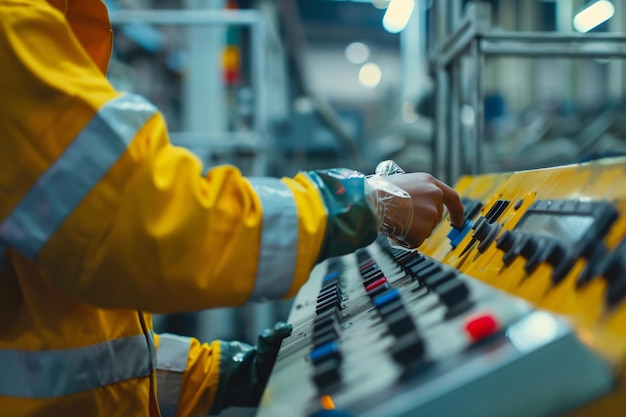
(156, 334, 191, 417)
(0, 94, 157, 259)
(246, 177, 299, 301)
(0, 333, 154, 398)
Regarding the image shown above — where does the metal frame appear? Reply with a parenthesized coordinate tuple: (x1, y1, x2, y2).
(432, 2, 626, 183)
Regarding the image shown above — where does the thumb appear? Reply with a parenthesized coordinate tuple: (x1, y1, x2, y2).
(257, 322, 292, 356)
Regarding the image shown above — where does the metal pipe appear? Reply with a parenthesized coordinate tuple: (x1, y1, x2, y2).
(109, 9, 261, 26)
(449, 61, 461, 181)
(482, 32, 626, 42)
(472, 39, 484, 175)
(435, 68, 449, 180)
(481, 40, 626, 57)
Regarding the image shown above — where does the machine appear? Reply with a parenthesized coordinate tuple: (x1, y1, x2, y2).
(257, 158, 626, 417)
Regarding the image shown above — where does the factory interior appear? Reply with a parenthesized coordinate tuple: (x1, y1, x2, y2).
(104, 0, 626, 416)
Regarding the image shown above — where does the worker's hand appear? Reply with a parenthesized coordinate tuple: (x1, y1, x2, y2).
(209, 322, 292, 415)
(366, 161, 464, 249)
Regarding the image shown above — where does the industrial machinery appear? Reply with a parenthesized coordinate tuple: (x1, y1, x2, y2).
(256, 157, 626, 417)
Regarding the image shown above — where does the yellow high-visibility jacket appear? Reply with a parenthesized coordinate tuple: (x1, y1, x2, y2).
(0, 0, 377, 416)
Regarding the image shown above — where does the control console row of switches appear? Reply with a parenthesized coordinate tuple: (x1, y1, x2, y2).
(384, 246, 473, 317)
(356, 249, 425, 366)
(310, 261, 345, 391)
(309, 240, 507, 392)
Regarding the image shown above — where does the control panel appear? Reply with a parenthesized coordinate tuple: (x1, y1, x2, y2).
(258, 158, 626, 417)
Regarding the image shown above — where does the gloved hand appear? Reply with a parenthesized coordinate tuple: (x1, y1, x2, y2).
(365, 160, 465, 249)
(307, 162, 465, 260)
(209, 322, 293, 415)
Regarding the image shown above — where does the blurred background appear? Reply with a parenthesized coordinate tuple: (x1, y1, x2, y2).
(104, 0, 626, 389)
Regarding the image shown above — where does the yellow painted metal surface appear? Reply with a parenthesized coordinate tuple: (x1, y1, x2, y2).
(420, 158, 626, 417)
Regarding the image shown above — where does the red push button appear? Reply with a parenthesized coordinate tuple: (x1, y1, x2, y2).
(464, 313, 499, 342)
(365, 277, 388, 292)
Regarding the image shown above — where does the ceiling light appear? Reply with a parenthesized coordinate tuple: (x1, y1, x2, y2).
(345, 42, 370, 64)
(371, 0, 389, 9)
(382, 0, 415, 33)
(359, 62, 382, 88)
(573, 0, 615, 33)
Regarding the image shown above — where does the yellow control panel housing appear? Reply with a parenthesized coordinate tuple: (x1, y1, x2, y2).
(420, 157, 626, 417)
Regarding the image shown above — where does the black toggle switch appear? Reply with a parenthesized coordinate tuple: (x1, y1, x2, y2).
(545, 241, 566, 268)
(495, 230, 516, 253)
(390, 331, 425, 366)
(321, 278, 340, 292)
(312, 357, 342, 391)
(312, 328, 339, 349)
(403, 255, 427, 271)
(385, 309, 417, 337)
(378, 300, 405, 318)
(315, 305, 340, 322)
(501, 233, 530, 266)
(412, 263, 442, 282)
(362, 270, 384, 284)
(472, 217, 490, 242)
(434, 280, 470, 309)
(423, 270, 456, 288)
(407, 259, 434, 277)
(396, 251, 420, 265)
(476, 222, 503, 253)
(523, 238, 561, 275)
(367, 281, 391, 298)
(519, 236, 539, 260)
(316, 297, 342, 315)
(356, 250, 371, 263)
(317, 288, 341, 304)
(313, 314, 339, 333)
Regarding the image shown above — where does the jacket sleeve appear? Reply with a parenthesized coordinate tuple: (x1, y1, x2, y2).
(0, 0, 378, 312)
(154, 333, 221, 417)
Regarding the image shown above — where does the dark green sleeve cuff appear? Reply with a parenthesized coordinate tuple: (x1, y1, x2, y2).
(306, 169, 379, 262)
(209, 341, 258, 415)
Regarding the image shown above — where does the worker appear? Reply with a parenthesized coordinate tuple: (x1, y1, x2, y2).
(0, 1, 465, 416)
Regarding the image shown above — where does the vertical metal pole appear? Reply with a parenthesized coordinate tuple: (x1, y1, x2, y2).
(183, 0, 227, 137)
(251, 18, 267, 134)
(400, 9, 426, 108)
(472, 39, 484, 175)
(449, 60, 461, 181)
(250, 18, 270, 176)
(435, 67, 448, 180)
(450, 0, 463, 33)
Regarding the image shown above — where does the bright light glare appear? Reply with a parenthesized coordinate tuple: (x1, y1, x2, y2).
(507, 311, 560, 353)
(573, 0, 615, 33)
(372, 0, 390, 10)
(382, 0, 415, 33)
(345, 42, 370, 64)
(359, 62, 382, 88)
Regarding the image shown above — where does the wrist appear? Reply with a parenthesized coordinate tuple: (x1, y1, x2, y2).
(306, 169, 378, 262)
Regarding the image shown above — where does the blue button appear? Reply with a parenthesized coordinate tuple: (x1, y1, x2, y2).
(323, 271, 340, 283)
(310, 341, 340, 364)
(447, 219, 473, 249)
(373, 288, 400, 309)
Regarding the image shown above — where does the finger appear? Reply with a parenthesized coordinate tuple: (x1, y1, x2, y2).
(436, 196, 444, 223)
(257, 322, 293, 353)
(433, 179, 464, 227)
